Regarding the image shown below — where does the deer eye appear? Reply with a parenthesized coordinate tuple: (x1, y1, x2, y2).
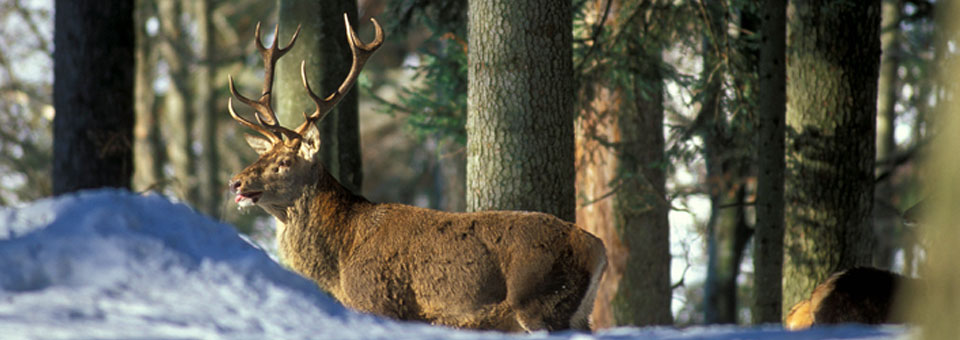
(278, 159, 292, 167)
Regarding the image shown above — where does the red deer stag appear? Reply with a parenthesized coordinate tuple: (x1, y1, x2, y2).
(225, 15, 607, 332)
(785, 267, 906, 330)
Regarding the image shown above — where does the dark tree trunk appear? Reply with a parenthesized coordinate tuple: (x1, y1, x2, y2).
(466, 0, 575, 222)
(53, 1, 135, 195)
(276, 0, 362, 193)
(752, 0, 787, 324)
(783, 0, 881, 315)
(700, 0, 752, 325)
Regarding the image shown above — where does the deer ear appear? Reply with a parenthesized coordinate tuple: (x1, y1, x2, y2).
(298, 123, 322, 159)
(244, 134, 273, 155)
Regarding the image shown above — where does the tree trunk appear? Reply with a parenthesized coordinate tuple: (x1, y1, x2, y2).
(466, 0, 575, 222)
(752, 0, 787, 325)
(783, 0, 881, 315)
(53, 1, 135, 195)
(133, 0, 165, 192)
(873, 0, 902, 269)
(194, 0, 221, 218)
(700, 0, 752, 325)
(276, 0, 362, 193)
(908, 3, 960, 336)
(157, 0, 198, 204)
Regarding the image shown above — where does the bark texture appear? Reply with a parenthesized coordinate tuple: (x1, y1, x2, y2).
(53, 1, 135, 194)
(783, 0, 881, 315)
(466, 0, 575, 222)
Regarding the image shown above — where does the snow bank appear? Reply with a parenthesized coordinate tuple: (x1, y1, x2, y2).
(0, 190, 906, 339)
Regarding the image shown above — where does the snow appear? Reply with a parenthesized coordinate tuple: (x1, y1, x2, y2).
(0, 190, 908, 339)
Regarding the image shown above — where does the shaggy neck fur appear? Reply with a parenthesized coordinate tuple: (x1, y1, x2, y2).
(272, 163, 372, 299)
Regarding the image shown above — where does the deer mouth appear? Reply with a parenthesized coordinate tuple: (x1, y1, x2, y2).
(235, 191, 262, 207)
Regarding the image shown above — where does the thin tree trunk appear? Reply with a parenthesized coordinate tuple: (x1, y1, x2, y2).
(193, 0, 220, 217)
(700, 0, 751, 324)
(873, 0, 902, 269)
(783, 0, 881, 315)
(158, 0, 198, 204)
(134, 0, 165, 192)
(276, 0, 362, 193)
(752, 0, 786, 325)
(466, 0, 575, 222)
(53, 1, 135, 194)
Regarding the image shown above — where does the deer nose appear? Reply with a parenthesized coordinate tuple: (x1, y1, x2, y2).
(229, 180, 242, 194)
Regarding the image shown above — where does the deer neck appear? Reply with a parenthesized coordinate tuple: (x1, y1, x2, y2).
(274, 165, 370, 297)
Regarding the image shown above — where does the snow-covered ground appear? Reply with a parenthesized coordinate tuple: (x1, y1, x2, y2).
(0, 190, 907, 339)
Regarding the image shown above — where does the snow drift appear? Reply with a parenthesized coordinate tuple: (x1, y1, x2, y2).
(0, 190, 905, 339)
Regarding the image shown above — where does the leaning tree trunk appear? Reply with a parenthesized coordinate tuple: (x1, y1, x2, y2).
(276, 0, 362, 193)
(783, 0, 881, 315)
(466, 0, 575, 222)
(53, 1, 135, 195)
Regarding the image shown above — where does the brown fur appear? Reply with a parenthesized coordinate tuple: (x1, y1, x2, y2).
(226, 17, 606, 332)
(231, 139, 607, 332)
(784, 267, 905, 330)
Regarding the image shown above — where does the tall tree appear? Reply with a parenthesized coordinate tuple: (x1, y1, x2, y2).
(909, 3, 960, 336)
(576, 0, 673, 328)
(276, 0, 362, 193)
(157, 0, 198, 203)
(873, 0, 903, 269)
(466, 0, 575, 221)
(193, 0, 221, 217)
(752, 0, 786, 324)
(133, 0, 165, 193)
(699, 0, 753, 324)
(53, 1, 135, 194)
(783, 0, 881, 314)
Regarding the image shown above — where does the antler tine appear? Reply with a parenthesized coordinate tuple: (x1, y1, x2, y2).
(227, 96, 277, 144)
(295, 14, 384, 135)
(226, 22, 304, 144)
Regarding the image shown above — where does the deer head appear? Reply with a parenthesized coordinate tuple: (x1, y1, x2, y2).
(227, 14, 383, 216)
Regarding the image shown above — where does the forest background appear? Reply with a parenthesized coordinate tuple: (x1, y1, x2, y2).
(0, 0, 942, 329)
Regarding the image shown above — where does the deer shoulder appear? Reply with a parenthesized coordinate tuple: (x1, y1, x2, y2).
(224, 15, 606, 332)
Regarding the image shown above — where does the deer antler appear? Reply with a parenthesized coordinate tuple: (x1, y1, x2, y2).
(295, 14, 384, 136)
(227, 22, 303, 144)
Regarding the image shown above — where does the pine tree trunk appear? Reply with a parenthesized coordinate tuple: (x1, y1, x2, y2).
(53, 1, 135, 195)
(611, 39, 673, 327)
(752, 0, 787, 325)
(466, 0, 575, 222)
(783, 0, 881, 315)
(276, 0, 362, 193)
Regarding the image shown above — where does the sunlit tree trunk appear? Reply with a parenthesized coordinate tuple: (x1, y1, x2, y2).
(466, 0, 575, 222)
(133, 0, 165, 192)
(783, 0, 881, 315)
(752, 0, 786, 324)
(276, 0, 361, 193)
(909, 4, 960, 337)
(873, 0, 902, 269)
(53, 1, 135, 194)
(157, 0, 198, 204)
